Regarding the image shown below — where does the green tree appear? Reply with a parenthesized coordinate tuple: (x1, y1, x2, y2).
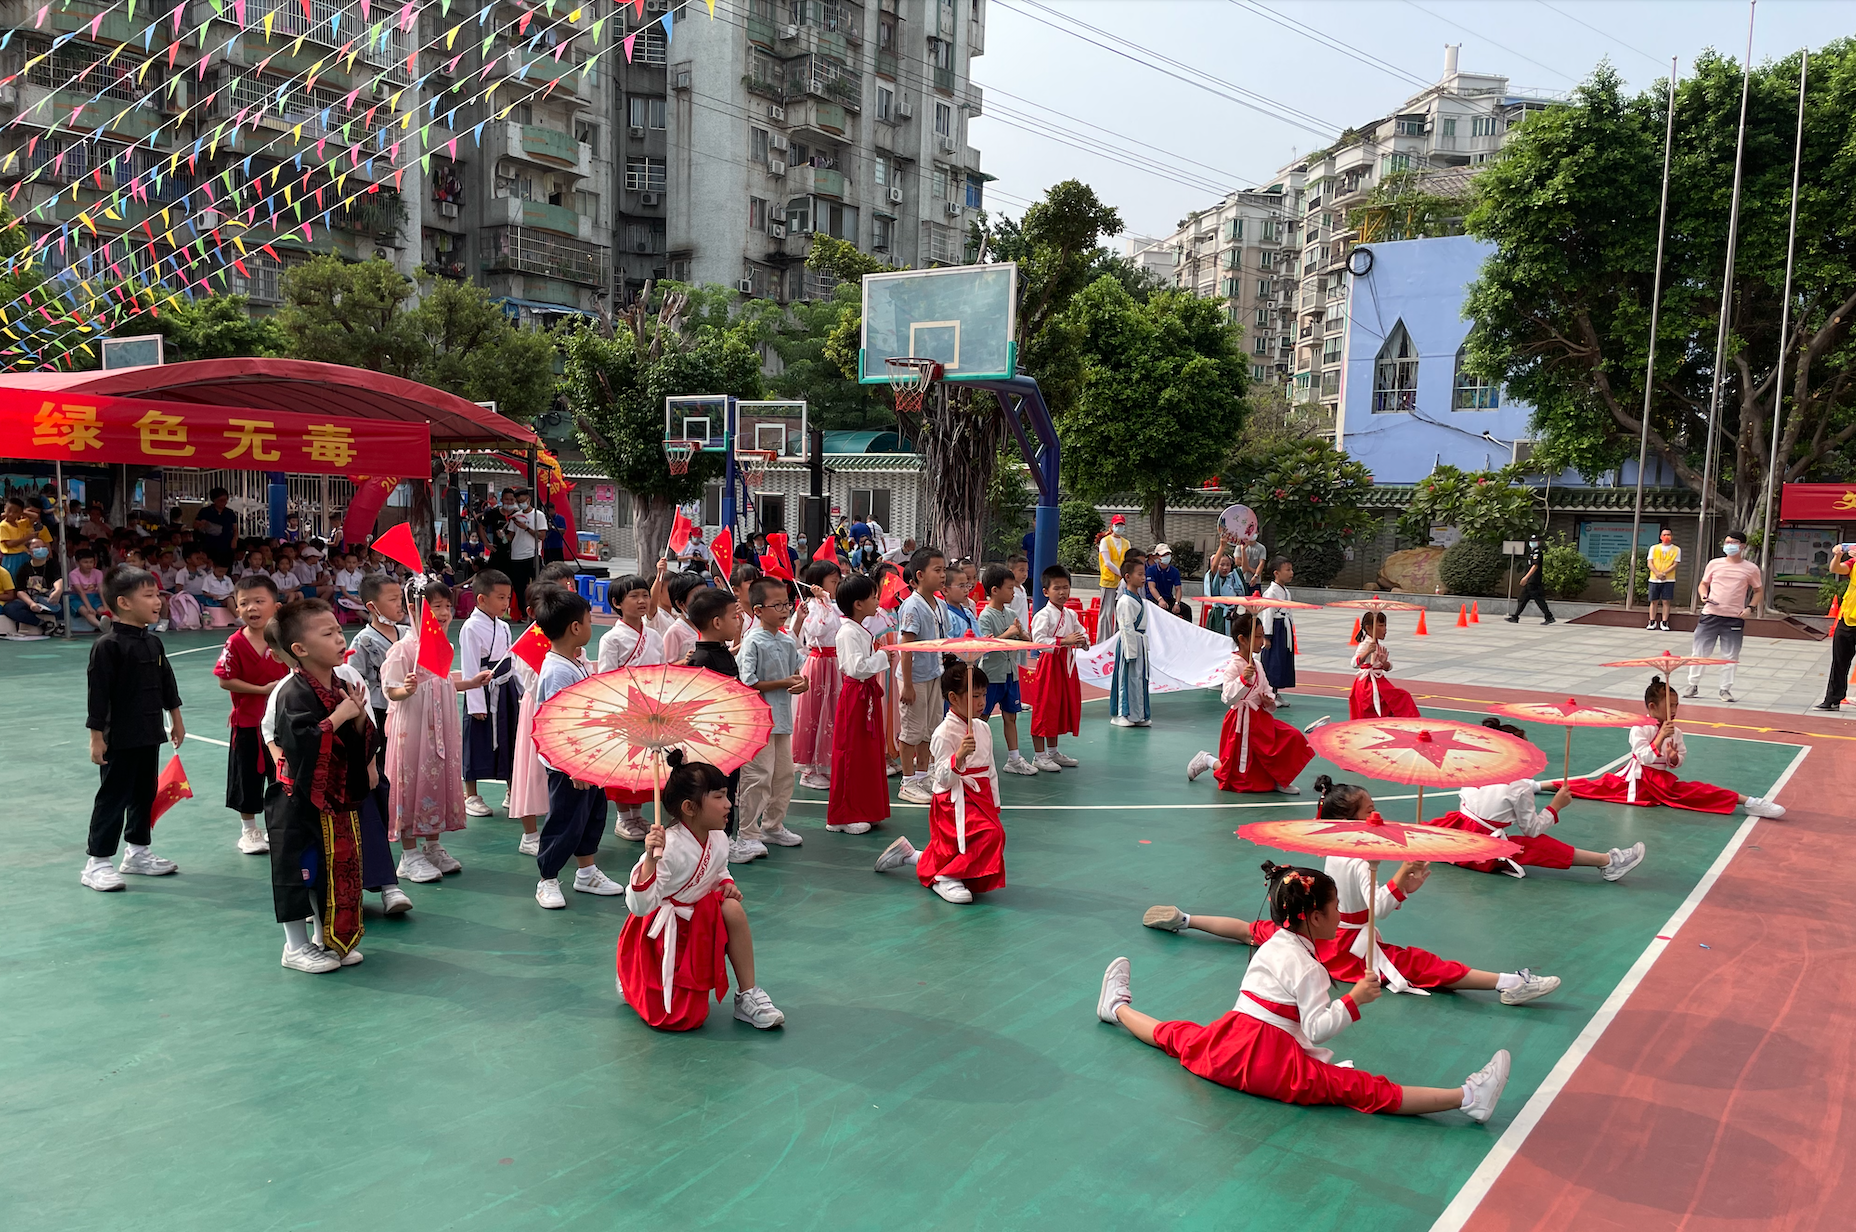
(1397, 464, 1539, 544)
(113, 293, 290, 363)
(276, 256, 425, 374)
(1055, 278, 1249, 541)
(1346, 169, 1470, 243)
(1463, 46, 1856, 535)
(1240, 439, 1380, 587)
(564, 287, 762, 559)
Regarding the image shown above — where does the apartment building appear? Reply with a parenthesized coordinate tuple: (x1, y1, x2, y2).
(1125, 183, 1301, 387)
(663, 0, 988, 300)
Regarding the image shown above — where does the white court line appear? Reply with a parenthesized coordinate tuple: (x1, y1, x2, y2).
(1428, 741, 1812, 1232)
(184, 734, 230, 748)
(167, 644, 221, 656)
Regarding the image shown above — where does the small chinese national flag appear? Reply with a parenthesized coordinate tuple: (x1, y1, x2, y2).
(667, 508, 696, 556)
(416, 599, 455, 679)
(510, 621, 550, 673)
(812, 535, 838, 563)
(371, 521, 424, 574)
(151, 753, 193, 827)
(710, 527, 734, 577)
(879, 571, 906, 609)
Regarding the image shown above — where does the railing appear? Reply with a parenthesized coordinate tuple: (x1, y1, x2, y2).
(482, 225, 609, 287)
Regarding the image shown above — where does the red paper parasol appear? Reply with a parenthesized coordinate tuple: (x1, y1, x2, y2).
(1326, 595, 1427, 612)
(1308, 717, 1548, 794)
(888, 632, 1055, 655)
(1602, 651, 1737, 678)
(1487, 698, 1641, 782)
(533, 665, 774, 796)
(1198, 595, 1327, 611)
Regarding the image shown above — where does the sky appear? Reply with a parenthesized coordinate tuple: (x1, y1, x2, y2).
(968, 0, 1841, 244)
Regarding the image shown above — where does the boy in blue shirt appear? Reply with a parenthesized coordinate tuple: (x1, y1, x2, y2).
(976, 564, 1038, 776)
(735, 578, 808, 861)
(530, 587, 623, 910)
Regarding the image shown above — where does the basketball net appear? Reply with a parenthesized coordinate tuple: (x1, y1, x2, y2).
(740, 449, 776, 493)
(885, 357, 944, 415)
(663, 440, 696, 475)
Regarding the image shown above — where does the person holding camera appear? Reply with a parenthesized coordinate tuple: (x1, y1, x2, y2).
(1813, 542, 1856, 712)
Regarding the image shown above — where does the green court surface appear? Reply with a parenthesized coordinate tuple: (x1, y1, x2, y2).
(1, 634, 1803, 1231)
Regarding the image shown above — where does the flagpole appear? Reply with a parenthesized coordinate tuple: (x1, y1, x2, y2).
(1756, 48, 1808, 616)
(1694, 0, 1757, 610)
(56, 459, 71, 639)
(1625, 57, 1679, 613)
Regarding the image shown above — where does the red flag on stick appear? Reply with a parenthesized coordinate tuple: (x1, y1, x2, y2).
(879, 571, 906, 609)
(710, 527, 734, 579)
(510, 621, 550, 673)
(371, 521, 423, 573)
(416, 599, 455, 679)
(812, 535, 839, 563)
(151, 753, 194, 827)
(667, 508, 696, 556)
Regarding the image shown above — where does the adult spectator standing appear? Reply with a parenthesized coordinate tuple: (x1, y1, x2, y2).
(480, 488, 516, 574)
(1687, 528, 1763, 703)
(2, 496, 48, 578)
(504, 488, 547, 617)
(193, 488, 240, 568)
(1645, 528, 1680, 632)
(1095, 514, 1131, 642)
(1146, 543, 1191, 622)
(1505, 533, 1555, 625)
(1813, 542, 1856, 712)
(543, 509, 568, 564)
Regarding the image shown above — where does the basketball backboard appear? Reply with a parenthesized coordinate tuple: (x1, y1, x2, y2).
(736, 400, 809, 460)
(664, 395, 727, 449)
(858, 263, 1018, 384)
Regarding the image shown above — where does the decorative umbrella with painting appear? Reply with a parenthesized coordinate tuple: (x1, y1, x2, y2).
(1197, 595, 1327, 612)
(887, 632, 1057, 656)
(1601, 651, 1737, 678)
(1238, 813, 1520, 972)
(1486, 698, 1643, 784)
(533, 664, 774, 823)
(1325, 596, 1428, 612)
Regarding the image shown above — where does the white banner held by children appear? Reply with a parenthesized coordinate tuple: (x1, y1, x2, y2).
(1077, 599, 1233, 694)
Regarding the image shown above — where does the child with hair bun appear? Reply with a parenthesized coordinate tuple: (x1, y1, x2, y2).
(618, 750, 785, 1030)
(1566, 675, 1785, 817)
(873, 659, 1007, 904)
(1098, 862, 1513, 1121)
(1185, 612, 1312, 795)
(1348, 611, 1421, 720)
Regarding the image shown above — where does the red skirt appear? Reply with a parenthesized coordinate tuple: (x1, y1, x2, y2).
(1349, 674, 1420, 720)
(616, 888, 729, 1031)
(827, 675, 891, 827)
(1568, 766, 1739, 814)
(793, 647, 840, 766)
(1429, 810, 1575, 873)
(917, 780, 1006, 893)
(1152, 1011, 1402, 1114)
(1213, 706, 1313, 793)
(1025, 650, 1081, 739)
(1251, 919, 1470, 989)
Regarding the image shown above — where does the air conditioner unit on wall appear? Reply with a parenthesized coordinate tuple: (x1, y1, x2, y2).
(888, 186, 903, 204)
(737, 278, 754, 293)
(1512, 440, 1536, 468)
(629, 124, 644, 137)
(640, 191, 661, 205)
(896, 99, 913, 120)
(944, 201, 961, 217)
(769, 134, 789, 151)
(437, 202, 459, 218)
(768, 104, 785, 122)
(780, 23, 799, 38)
(770, 222, 787, 238)
(768, 159, 786, 176)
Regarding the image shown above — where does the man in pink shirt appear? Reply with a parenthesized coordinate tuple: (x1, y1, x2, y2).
(1686, 528, 1763, 703)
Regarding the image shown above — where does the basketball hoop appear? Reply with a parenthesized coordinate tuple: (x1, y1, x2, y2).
(663, 439, 699, 475)
(885, 357, 944, 414)
(739, 449, 777, 493)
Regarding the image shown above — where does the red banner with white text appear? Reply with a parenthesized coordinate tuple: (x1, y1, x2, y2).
(0, 387, 430, 477)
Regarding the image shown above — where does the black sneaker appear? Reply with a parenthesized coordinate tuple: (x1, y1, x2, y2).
(1504, 616, 1520, 624)
(1543, 617, 1556, 625)
(1811, 701, 1840, 712)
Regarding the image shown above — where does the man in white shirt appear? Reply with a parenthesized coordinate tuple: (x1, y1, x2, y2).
(504, 488, 548, 618)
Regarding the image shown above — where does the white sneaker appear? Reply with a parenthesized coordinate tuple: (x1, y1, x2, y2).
(614, 813, 649, 841)
(1274, 782, 1301, 796)
(281, 942, 340, 974)
(1496, 858, 1527, 879)
(874, 836, 917, 872)
(1186, 750, 1216, 782)
(1032, 753, 1063, 773)
(236, 825, 269, 854)
(1003, 754, 1038, 776)
(1142, 905, 1187, 933)
(733, 985, 786, 1029)
(761, 824, 804, 847)
(1302, 715, 1332, 734)
(1682, 684, 1699, 698)
(573, 865, 625, 895)
(463, 794, 492, 817)
(1660, 621, 1672, 632)
(826, 822, 872, 835)
(118, 847, 178, 876)
(1097, 956, 1132, 1024)
(422, 840, 462, 874)
(1129, 719, 1151, 727)
(154, 618, 169, 632)
(931, 877, 972, 904)
(1646, 620, 1658, 630)
(1499, 969, 1561, 1005)
(1463, 1050, 1511, 1123)
(535, 877, 566, 909)
(727, 837, 768, 864)
(379, 885, 414, 913)
(397, 850, 443, 883)
(1744, 796, 1786, 819)
(898, 778, 934, 804)
(1050, 751, 1078, 768)
(886, 760, 901, 777)
(1603, 842, 1646, 882)
(1718, 688, 1736, 704)
(336, 947, 364, 967)
(518, 831, 541, 856)
(81, 859, 125, 892)
(799, 771, 832, 790)
(1109, 716, 1134, 728)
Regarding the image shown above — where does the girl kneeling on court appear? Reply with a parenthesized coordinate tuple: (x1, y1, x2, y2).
(617, 751, 785, 1030)
(872, 659, 1006, 904)
(1186, 613, 1312, 795)
(1349, 612, 1421, 720)
(1144, 776, 1561, 1006)
(1097, 862, 1512, 1121)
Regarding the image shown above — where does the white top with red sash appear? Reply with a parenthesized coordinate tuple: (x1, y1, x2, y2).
(797, 597, 842, 651)
(1621, 720, 1684, 802)
(1029, 602, 1082, 670)
(596, 618, 665, 674)
(927, 709, 995, 853)
(1325, 855, 1421, 995)
(625, 824, 734, 1015)
(1455, 778, 1557, 837)
(835, 620, 889, 683)
(1351, 638, 1393, 713)
(1234, 928, 1362, 1063)
(1219, 650, 1278, 776)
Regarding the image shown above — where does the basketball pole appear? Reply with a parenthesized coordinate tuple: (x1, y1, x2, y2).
(722, 396, 738, 555)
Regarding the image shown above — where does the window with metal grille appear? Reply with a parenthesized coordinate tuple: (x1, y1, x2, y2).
(1453, 344, 1501, 410)
(625, 158, 667, 191)
(1373, 321, 1419, 413)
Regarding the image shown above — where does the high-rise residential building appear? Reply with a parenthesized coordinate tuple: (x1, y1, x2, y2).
(664, 0, 988, 301)
(1125, 183, 1302, 387)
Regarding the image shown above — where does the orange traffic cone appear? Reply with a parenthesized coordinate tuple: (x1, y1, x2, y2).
(1832, 594, 1843, 621)
(1456, 603, 1469, 628)
(1350, 617, 1361, 644)
(1415, 609, 1430, 636)
(1470, 601, 1480, 623)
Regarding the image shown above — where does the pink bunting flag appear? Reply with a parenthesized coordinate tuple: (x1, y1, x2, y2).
(90, 12, 104, 36)
(623, 32, 635, 61)
(34, 6, 46, 28)
(359, 0, 369, 17)
(234, 0, 246, 25)
(171, 3, 184, 34)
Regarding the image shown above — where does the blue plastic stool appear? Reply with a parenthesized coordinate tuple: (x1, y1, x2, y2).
(575, 573, 595, 601)
(592, 578, 611, 614)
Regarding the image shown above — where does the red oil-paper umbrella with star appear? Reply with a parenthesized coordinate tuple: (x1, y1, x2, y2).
(1486, 698, 1641, 785)
(533, 664, 774, 825)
